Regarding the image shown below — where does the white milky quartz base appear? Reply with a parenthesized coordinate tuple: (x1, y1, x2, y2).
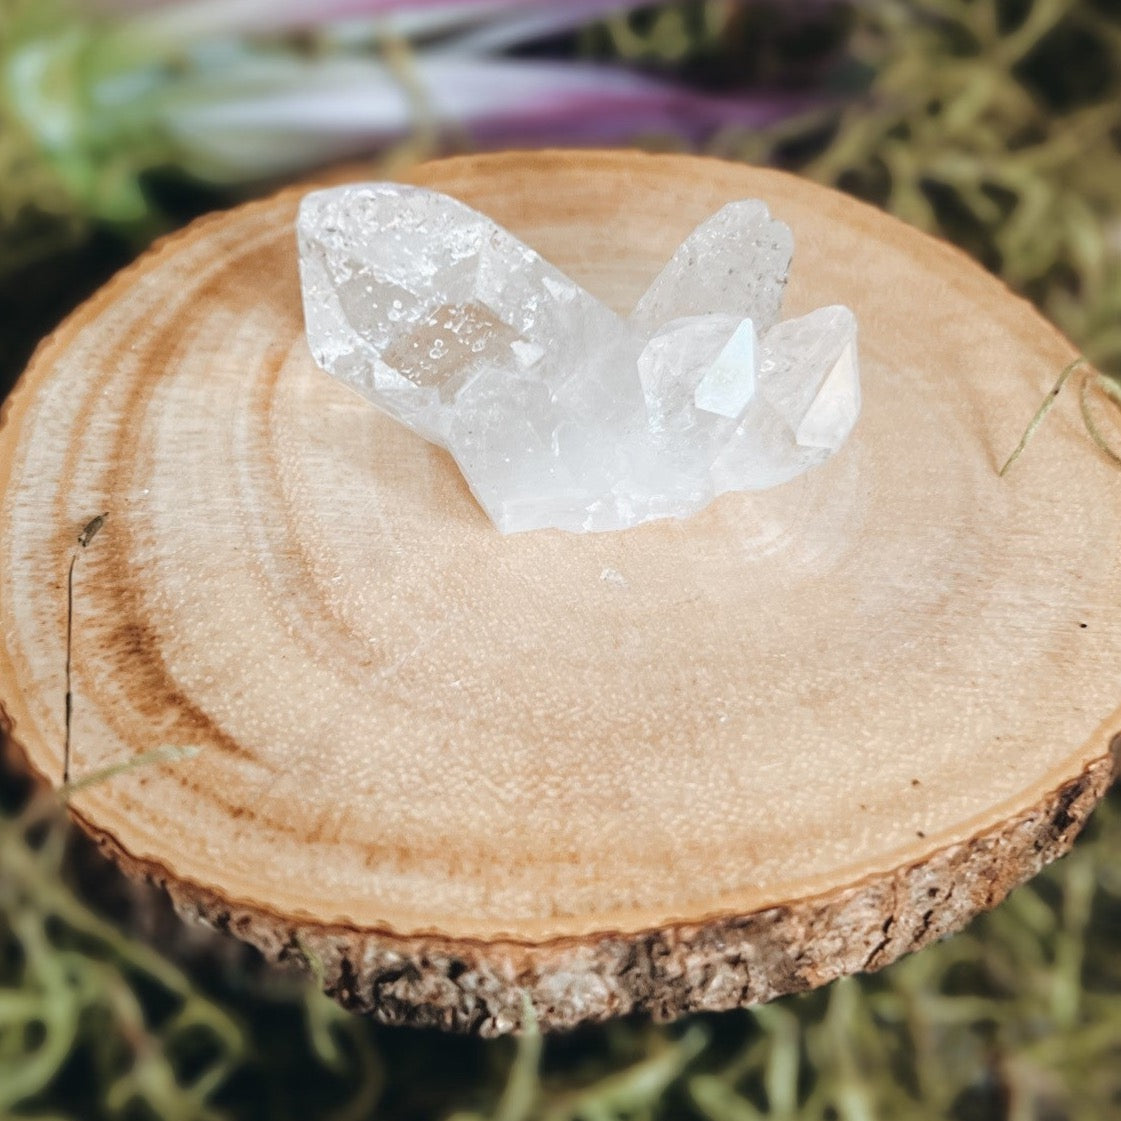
(298, 184, 860, 534)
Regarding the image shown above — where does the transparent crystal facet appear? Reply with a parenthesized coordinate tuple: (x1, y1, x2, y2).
(694, 318, 757, 418)
(298, 184, 861, 534)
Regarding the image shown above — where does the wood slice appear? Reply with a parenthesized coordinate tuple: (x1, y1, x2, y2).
(1, 151, 1119, 1036)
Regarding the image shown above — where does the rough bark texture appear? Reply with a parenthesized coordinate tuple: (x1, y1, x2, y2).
(13, 735, 1111, 1036)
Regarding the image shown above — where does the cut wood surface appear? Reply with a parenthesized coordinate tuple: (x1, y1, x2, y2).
(2, 150, 1120, 1035)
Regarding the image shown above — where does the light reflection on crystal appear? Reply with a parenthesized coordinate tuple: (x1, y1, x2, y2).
(298, 183, 860, 534)
(695, 318, 757, 419)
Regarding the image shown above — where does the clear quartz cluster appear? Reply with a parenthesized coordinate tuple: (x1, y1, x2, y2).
(298, 184, 860, 534)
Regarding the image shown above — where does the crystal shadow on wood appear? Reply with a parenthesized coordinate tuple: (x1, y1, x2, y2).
(297, 184, 860, 534)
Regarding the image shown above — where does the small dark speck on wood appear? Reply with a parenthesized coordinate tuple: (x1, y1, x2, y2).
(64, 513, 108, 785)
(78, 513, 107, 549)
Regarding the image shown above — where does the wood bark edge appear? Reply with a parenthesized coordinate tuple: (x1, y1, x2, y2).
(5, 725, 1116, 1036)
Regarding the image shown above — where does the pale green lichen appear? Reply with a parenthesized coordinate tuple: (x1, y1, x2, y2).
(0, 789, 244, 1119)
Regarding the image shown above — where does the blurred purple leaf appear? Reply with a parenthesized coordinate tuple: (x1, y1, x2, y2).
(159, 54, 818, 180)
(4, 0, 840, 226)
(89, 0, 662, 47)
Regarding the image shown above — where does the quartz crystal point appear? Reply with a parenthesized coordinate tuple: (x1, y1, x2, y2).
(298, 183, 860, 533)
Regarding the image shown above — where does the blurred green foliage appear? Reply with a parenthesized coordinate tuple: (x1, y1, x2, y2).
(3, 2, 1121, 1119)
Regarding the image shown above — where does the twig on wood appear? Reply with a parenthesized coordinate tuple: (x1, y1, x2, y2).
(60, 745, 200, 801)
(999, 358, 1086, 477)
(1079, 368, 1121, 468)
(64, 512, 107, 785)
